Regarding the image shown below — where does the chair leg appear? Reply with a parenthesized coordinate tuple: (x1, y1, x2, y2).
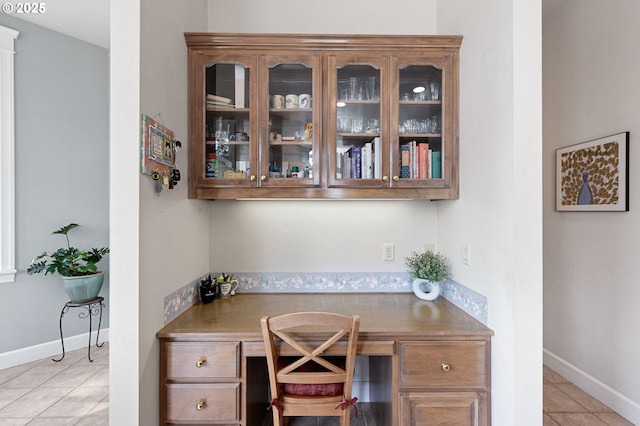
(272, 411, 283, 426)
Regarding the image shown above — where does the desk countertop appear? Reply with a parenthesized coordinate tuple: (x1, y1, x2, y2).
(157, 293, 493, 341)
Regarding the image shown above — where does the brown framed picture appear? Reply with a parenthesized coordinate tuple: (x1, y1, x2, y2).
(556, 132, 629, 211)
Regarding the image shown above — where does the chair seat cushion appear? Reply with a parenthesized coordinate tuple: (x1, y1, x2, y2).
(277, 356, 345, 397)
(283, 382, 343, 396)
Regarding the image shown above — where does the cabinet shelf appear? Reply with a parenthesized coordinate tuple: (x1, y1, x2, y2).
(205, 140, 250, 146)
(399, 133, 441, 138)
(206, 107, 250, 113)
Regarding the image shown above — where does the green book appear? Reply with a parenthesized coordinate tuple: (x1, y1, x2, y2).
(432, 151, 442, 178)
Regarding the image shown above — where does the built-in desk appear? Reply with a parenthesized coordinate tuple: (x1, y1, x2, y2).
(157, 293, 493, 425)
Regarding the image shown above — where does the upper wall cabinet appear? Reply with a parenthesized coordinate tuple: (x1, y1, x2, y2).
(185, 33, 461, 200)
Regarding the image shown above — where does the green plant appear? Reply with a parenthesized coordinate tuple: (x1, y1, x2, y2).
(405, 250, 450, 283)
(27, 223, 109, 277)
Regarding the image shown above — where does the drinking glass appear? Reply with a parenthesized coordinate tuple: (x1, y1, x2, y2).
(430, 82, 441, 100)
(367, 76, 378, 101)
(347, 77, 360, 100)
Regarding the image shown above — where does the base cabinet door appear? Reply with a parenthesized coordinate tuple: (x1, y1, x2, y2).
(399, 392, 485, 426)
(167, 383, 240, 424)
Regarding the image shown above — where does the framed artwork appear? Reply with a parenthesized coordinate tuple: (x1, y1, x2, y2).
(140, 114, 176, 176)
(556, 132, 629, 212)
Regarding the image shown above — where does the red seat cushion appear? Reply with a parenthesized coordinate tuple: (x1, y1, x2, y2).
(277, 356, 345, 396)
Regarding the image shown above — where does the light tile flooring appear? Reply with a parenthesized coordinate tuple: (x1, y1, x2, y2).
(1, 347, 634, 426)
(262, 404, 375, 425)
(0, 344, 108, 425)
(544, 365, 634, 426)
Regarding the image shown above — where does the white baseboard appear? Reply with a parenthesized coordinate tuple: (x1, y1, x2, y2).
(543, 348, 640, 425)
(0, 328, 109, 370)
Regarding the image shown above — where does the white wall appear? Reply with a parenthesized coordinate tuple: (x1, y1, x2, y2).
(543, 1, 640, 423)
(138, 0, 209, 422)
(109, 0, 209, 425)
(210, 200, 437, 273)
(437, 1, 543, 424)
(110, 0, 209, 424)
(206, 3, 440, 276)
(208, 1, 544, 425)
(109, 0, 141, 423)
(207, 0, 437, 34)
(109, 0, 543, 423)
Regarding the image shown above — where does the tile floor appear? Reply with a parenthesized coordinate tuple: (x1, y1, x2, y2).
(544, 365, 634, 426)
(1, 346, 635, 426)
(0, 343, 108, 425)
(262, 405, 375, 425)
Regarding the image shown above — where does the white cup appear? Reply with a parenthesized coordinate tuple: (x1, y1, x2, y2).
(299, 94, 312, 109)
(285, 94, 299, 109)
(220, 279, 239, 297)
(272, 95, 285, 109)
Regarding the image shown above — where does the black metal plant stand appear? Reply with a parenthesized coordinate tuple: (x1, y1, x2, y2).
(53, 296, 105, 363)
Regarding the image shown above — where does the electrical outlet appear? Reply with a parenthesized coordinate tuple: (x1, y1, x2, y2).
(383, 243, 395, 261)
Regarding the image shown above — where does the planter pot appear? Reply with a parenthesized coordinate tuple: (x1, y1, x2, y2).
(62, 272, 104, 303)
(412, 278, 441, 301)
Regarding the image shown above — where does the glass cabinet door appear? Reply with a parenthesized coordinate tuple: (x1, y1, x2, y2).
(391, 56, 454, 188)
(200, 56, 258, 187)
(259, 55, 321, 187)
(327, 56, 388, 188)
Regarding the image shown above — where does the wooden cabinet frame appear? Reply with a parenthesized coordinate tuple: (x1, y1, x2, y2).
(185, 33, 461, 199)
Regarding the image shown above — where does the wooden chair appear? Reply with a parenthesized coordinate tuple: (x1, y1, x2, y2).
(260, 312, 360, 426)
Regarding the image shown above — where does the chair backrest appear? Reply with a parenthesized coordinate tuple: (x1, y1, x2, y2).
(260, 312, 360, 403)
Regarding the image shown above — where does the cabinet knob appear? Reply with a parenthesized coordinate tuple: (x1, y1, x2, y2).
(441, 363, 451, 372)
(250, 175, 257, 181)
(382, 176, 389, 182)
(392, 175, 399, 182)
(260, 175, 267, 181)
(196, 398, 207, 411)
(196, 356, 207, 368)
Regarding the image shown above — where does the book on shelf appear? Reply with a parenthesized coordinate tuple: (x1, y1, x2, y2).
(348, 146, 362, 178)
(431, 151, 442, 178)
(419, 143, 429, 179)
(362, 142, 373, 179)
(400, 144, 410, 179)
(410, 140, 417, 178)
(373, 137, 381, 179)
(206, 101, 234, 109)
(235, 65, 245, 108)
(207, 94, 233, 104)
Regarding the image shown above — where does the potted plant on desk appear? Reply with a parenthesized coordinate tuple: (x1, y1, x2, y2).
(27, 223, 109, 303)
(405, 250, 450, 301)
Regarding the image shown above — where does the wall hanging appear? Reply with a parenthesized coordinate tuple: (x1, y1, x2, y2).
(555, 131, 629, 212)
(140, 113, 181, 194)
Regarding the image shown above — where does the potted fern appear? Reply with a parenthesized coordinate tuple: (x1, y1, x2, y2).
(405, 250, 450, 301)
(27, 223, 109, 303)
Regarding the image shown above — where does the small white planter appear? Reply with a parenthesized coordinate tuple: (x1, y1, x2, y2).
(412, 278, 441, 301)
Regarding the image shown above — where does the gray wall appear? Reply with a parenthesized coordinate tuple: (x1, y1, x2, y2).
(0, 15, 109, 353)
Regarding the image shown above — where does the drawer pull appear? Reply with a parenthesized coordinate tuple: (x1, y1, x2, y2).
(196, 398, 207, 411)
(196, 356, 207, 368)
(441, 363, 451, 372)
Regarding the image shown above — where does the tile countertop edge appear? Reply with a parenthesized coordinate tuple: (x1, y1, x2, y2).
(163, 272, 488, 325)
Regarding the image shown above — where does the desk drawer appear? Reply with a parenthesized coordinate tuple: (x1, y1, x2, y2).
(167, 383, 239, 423)
(166, 342, 239, 379)
(399, 341, 487, 388)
